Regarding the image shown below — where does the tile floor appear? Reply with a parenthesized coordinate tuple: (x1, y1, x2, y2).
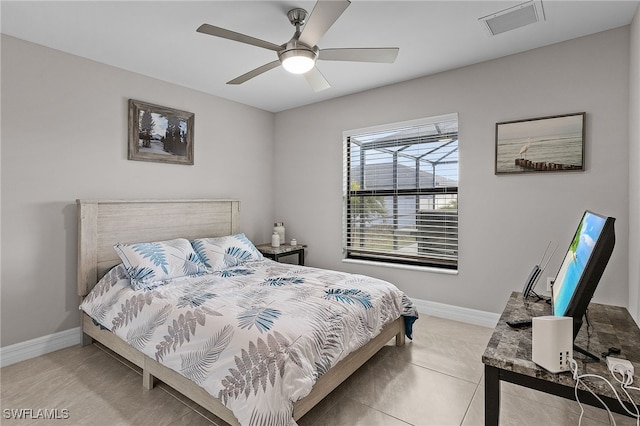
(1, 315, 637, 425)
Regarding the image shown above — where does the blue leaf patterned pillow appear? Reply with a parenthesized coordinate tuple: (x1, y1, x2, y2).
(191, 233, 263, 272)
(114, 238, 207, 290)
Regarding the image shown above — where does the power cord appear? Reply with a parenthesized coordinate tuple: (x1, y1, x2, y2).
(610, 362, 640, 423)
(568, 357, 640, 426)
(569, 358, 617, 426)
(585, 309, 594, 337)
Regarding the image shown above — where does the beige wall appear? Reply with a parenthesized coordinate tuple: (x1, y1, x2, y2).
(0, 35, 276, 347)
(274, 27, 631, 315)
(629, 6, 640, 324)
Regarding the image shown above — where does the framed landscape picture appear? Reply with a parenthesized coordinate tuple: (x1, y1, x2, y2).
(128, 99, 194, 165)
(495, 112, 585, 174)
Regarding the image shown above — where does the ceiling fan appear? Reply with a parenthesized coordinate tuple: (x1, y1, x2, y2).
(196, 0, 399, 92)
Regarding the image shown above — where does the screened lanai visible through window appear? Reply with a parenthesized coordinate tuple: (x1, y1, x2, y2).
(343, 114, 458, 269)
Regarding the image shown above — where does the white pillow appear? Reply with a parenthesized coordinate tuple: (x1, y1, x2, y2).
(114, 238, 207, 290)
(191, 233, 263, 272)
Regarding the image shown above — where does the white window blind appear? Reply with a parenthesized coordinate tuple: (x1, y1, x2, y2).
(343, 113, 459, 269)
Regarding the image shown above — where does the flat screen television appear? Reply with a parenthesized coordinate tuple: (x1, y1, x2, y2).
(552, 210, 615, 358)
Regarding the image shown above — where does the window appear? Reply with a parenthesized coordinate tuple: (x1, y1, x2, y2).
(343, 113, 459, 270)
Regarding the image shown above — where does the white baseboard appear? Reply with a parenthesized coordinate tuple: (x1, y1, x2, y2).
(0, 327, 82, 368)
(0, 299, 498, 368)
(412, 298, 500, 329)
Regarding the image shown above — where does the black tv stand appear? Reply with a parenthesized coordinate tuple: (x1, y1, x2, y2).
(573, 344, 599, 361)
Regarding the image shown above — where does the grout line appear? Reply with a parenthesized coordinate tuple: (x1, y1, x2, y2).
(459, 381, 482, 426)
(347, 398, 414, 426)
(369, 410, 413, 425)
(405, 358, 483, 386)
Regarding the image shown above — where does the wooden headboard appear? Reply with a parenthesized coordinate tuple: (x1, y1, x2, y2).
(77, 199, 240, 297)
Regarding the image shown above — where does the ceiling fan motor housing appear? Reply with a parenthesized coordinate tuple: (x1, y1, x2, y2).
(279, 7, 317, 74)
(278, 40, 318, 74)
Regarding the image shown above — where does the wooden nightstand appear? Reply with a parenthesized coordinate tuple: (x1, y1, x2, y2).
(255, 244, 307, 265)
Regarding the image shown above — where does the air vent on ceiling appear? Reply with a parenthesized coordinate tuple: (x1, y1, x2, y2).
(479, 0, 545, 36)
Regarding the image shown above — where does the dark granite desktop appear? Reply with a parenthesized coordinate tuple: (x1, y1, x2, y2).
(483, 291, 640, 422)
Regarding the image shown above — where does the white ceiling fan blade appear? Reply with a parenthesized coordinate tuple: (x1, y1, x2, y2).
(227, 60, 281, 85)
(319, 48, 399, 63)
(304, 67, 331, 92)
(299, 0, 350, 47)
(197, 24, 282, 52)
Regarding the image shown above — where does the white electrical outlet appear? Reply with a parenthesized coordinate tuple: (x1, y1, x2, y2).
(607, 356, 635, 376)
(546, 277, 554, 292)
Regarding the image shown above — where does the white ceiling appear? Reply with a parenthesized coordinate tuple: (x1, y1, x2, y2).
(1, 1, 638, 112)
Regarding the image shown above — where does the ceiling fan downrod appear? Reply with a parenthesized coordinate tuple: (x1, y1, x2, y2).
(287, 8, 308, 32)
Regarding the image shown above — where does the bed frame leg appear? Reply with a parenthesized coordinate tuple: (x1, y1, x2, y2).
(82, 332, 93, 347)
(395, 330, 406, 346)
(142, 369, 155, 390)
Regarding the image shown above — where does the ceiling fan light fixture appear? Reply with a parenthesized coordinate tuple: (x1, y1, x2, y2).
(279, 47, 317, 74)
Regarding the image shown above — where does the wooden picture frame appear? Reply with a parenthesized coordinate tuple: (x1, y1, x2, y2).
(128, 99, 194, 165)
(495, 112, 585, 174)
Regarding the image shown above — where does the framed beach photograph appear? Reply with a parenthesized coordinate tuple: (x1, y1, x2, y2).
(128, 99, 194, 165)
(495, 112, 585, 174)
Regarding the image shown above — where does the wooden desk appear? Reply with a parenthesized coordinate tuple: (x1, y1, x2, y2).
(482, 291, 640, 425)
(255, 244, 306, 265)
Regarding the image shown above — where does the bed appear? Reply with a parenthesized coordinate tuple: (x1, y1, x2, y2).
(77, 199, 417, 426)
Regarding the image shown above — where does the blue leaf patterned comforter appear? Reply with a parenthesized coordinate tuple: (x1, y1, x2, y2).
(80, 258, 418, 426)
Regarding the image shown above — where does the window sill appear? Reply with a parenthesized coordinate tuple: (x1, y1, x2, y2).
(341, 258, 458, 275)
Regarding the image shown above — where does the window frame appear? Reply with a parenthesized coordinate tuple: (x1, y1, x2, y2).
(342, 114, 459, 271)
